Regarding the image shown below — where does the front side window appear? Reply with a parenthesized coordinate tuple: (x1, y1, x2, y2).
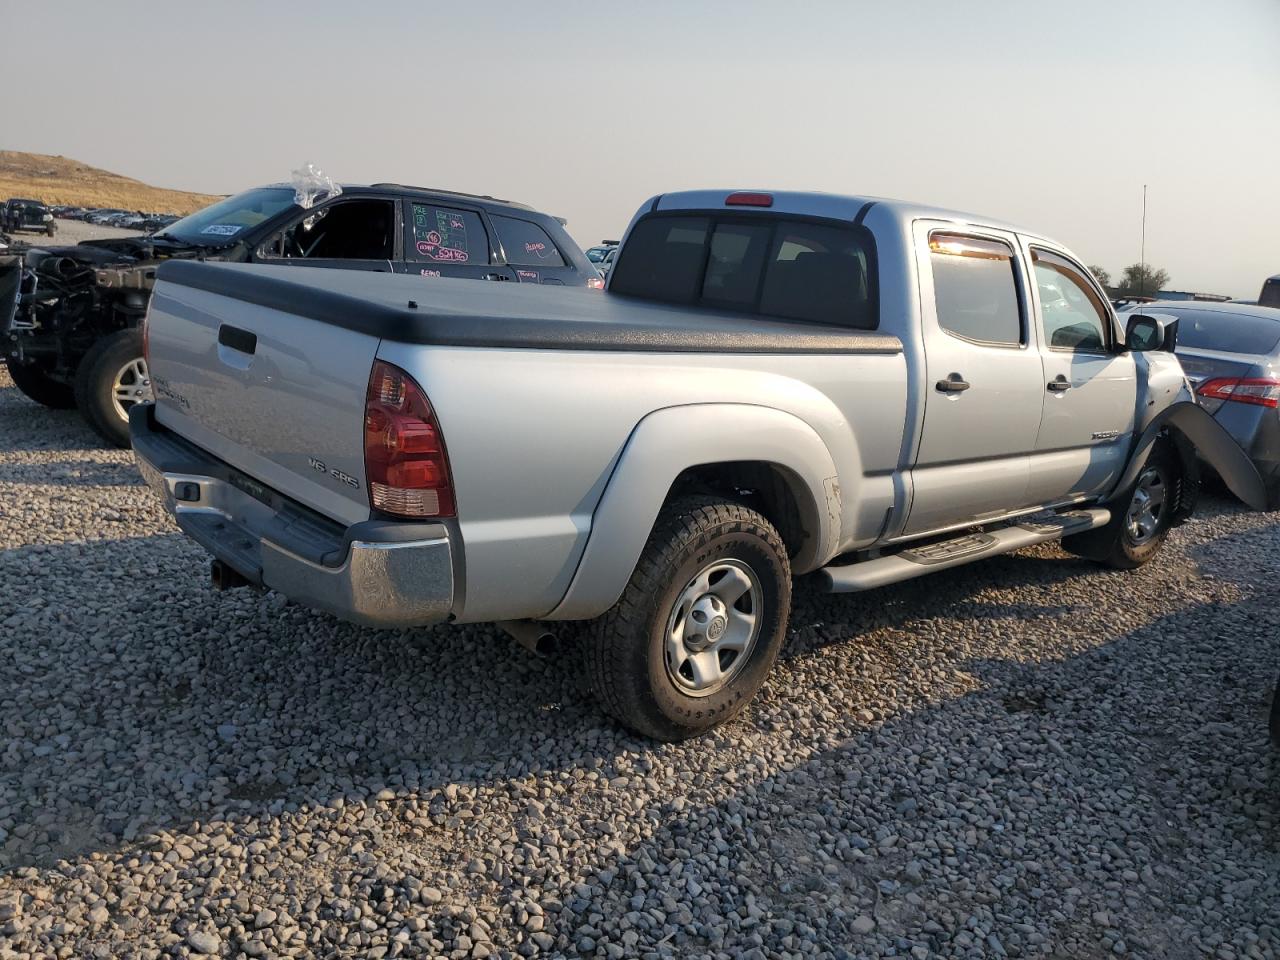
(609, 214, 876, 329)
(1032, 249, 1111, 352)
(492, 216, 566, 266)
(408, 204, 488, 265)
(928, 233, 1023, 346)
(264, 198, 395, 260)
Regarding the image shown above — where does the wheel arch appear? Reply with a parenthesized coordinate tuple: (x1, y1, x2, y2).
(546, 403, 843, 621)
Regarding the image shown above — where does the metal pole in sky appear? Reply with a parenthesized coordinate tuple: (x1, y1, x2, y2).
(1139, 184, 1147, 296)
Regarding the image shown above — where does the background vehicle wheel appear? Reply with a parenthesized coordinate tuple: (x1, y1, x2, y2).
(1065, 445, 1176, 570)
(6, 361, 77, 409)
(46, 224, 56, 237)
(74, 328, 152, 448)
(586, 495, 792, 740)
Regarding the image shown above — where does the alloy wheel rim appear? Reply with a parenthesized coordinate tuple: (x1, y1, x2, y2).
(1125, 466, 1166, 544)
(110, 357, 153, 422)
(664, 559, 762, 698)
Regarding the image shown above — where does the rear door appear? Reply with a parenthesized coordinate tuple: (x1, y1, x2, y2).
(397, 200, 515, 283)
(904, 224, 1046, 535)
(489, 214, 579, 286)
(253, 196, 399, 273)
(1024, 246, 1137, 503)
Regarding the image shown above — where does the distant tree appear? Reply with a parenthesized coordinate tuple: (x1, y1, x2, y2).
(1087, 265, 1112, 290)
(1115, 263, 1170, 297)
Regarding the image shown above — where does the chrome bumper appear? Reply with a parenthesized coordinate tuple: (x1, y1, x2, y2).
(131, 407, 455, 629)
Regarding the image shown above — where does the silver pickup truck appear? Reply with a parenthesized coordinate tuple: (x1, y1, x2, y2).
(132, 189, 1264, 739)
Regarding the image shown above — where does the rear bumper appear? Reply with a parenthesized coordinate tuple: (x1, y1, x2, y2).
(130, 405, 457, 628)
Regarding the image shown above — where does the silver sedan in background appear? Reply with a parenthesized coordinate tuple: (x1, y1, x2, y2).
(1123, 301, 1280, 507)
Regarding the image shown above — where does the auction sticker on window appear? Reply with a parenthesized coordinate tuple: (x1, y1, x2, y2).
(200, 224, 242, 236)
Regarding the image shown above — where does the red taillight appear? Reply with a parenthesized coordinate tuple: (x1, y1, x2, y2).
(1198, 377, 1280, 409)
(725, 192, 773, 207)
(586, 276, 604, 290)
(364, 360, 455, 518)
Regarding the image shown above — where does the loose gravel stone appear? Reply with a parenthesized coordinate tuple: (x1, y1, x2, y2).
(1, 365, 1280, 959)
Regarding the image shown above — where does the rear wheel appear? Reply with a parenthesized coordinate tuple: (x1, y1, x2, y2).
(586, 496, 792, 740)
(6, 361, 77, 409)
(74, 329, 152, 448)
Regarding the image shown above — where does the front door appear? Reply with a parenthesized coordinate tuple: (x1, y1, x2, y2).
(1024, 246, 1137, 503)
(904, 225, 1046, 535)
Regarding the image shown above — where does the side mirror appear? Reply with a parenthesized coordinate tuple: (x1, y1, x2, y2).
(1125, 313, 1178, 352)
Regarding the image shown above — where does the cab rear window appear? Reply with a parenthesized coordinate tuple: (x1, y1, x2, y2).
(609, 214, 877, 329)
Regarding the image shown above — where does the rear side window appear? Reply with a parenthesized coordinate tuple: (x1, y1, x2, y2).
(929, 233, 1023, 346)
(1173, 309, 1280, 355)
(492, 215, 566, 266)
(408, 204, 488, 264)
(609, 214, 876, 329)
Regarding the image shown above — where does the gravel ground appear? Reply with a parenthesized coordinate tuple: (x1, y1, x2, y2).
(3, 218, 143, 248)
(1, 368, 1279, 960)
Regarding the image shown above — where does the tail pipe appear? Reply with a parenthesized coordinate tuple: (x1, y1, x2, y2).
(210, 559, 250, 591)
(497, 620, 557, 657)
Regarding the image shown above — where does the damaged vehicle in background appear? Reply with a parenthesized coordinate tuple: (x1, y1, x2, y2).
(0, 175, 597, 446)
(2, 198, 56, 237)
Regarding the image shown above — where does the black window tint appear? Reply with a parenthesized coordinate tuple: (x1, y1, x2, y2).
(760, 223, 874, 328)
(1260, 279, 1280, 309)
(702, 223, 770, 306)
(609, 217, 709, 303)
(930, 234, 1023, 345)
(1173, 310, 1280, 355)
(492, 216, 566, 266)
(408, 204, 488, 265)
(611, 214, 878, 328)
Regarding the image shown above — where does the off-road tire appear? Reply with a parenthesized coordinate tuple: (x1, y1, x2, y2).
(75, 328, 145, 448)
(6, 361, 77, 409)
(586, 496, 792, 740)
(1064, 445, 1177, 570)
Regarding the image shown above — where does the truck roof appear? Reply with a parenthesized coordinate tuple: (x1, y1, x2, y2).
(651, 189, 1051, 244)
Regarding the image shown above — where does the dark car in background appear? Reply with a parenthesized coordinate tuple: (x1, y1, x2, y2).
(3, 198, 56, 237)
(1122, 300, 1280, 507)
(1, 182, 599, 446)
(1260, 275, 1280, 309)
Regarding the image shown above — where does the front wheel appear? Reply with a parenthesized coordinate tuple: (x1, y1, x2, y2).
(74, 329, 153, 448)
(1065, 446, 1176, 570)
(6, 361, 77, 409)
(586, 496, 792, 740)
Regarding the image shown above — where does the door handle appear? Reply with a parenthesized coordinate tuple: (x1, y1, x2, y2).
(485, 272, 510, 281)
(217, 324, 257, 355)
(1047, 375, 1072, 392)
(935, 374, 970, 393)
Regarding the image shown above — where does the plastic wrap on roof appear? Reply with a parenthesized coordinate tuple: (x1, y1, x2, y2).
(291, 163, 342, 209)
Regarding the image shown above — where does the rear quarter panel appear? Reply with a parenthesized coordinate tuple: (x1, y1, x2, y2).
(375, 342, 908, 622)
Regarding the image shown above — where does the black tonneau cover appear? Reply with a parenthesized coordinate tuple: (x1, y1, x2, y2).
(156, 260, 902, 355)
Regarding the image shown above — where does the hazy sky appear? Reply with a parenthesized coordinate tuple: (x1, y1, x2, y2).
(7, 1, 1279, 296)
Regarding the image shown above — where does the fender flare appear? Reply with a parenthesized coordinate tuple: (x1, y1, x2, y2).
(546, 403, 842, 621)
(1110, 401, 1266, 511)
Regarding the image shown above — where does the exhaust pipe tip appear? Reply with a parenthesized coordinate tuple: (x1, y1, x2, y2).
(210, 559, 250, 592)
(497, 620, 557, 657)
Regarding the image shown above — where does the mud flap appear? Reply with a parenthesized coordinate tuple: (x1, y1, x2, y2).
(1112, 402, 1267, 511)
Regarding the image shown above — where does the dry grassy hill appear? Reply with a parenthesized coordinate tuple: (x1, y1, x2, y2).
(0, 151, 221, 214)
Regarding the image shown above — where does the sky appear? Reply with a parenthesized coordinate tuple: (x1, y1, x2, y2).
(6, 0, 1279, 297)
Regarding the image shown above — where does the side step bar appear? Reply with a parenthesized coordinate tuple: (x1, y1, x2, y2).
(817, 508, 1111, 593)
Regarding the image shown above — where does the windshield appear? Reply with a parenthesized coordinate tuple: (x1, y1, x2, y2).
(161, 187, 297, 244)
(586, 246, 612, 262)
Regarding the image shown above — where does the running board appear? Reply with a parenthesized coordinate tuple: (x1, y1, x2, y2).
(817, 508, 1111, 593)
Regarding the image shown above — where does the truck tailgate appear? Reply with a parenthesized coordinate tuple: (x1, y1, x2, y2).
(147, 275, 377, 527)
